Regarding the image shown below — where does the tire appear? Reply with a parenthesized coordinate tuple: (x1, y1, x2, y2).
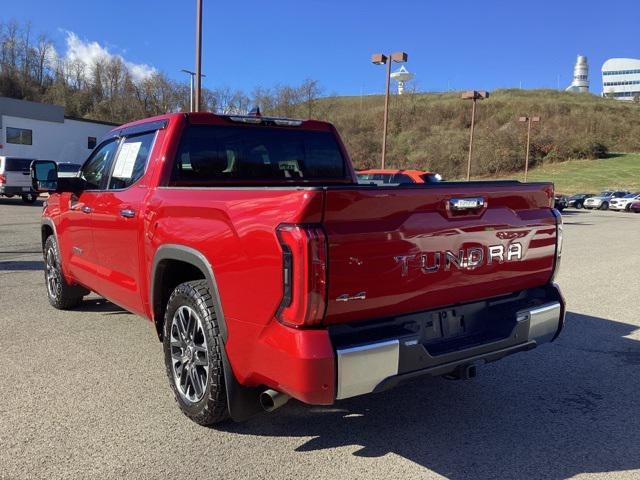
(163, 280, 230, 426)
(22, 193, 38, 204)
(575, 202, 583, 209)
(625, 204, 631, 212)
(599, 202, 609, 210)
(43, 236, 86, 309)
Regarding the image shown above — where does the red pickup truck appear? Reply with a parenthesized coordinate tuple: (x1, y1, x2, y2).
(31, 112, 565, 426)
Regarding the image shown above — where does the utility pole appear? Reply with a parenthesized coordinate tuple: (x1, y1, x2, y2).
(461, 91, 489, 180)
(194, 0, 203, 112)
(518, 116, 541, 182)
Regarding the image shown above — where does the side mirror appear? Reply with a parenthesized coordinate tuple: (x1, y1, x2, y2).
(31, 160, 58, 192)
(31, 160, 85, 193)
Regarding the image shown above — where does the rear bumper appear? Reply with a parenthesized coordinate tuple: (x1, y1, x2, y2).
(237, 283, 565, 405)
(0, 185, 34, 195)
(334, 283, 565, 400)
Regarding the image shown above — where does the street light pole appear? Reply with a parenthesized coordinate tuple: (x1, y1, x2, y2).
(518, 116, 541, 182)
(467, 98, 476, 180)
(181, 70, 207, 112)
(524, 118, 532, 181)
(381, 58, 392, 169)
(194, 0, 203, 112)
(461, 91, 489, 181)
(371, 52, 408, 169)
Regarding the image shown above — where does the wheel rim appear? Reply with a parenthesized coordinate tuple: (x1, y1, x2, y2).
(170, 306, 209, 404)
(45, 247, 61, 300)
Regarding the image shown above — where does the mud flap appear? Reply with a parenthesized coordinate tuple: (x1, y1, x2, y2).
(220, 345, 264, 422)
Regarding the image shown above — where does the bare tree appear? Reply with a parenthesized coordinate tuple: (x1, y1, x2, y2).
(33, 34, 53, 87)
(299, 78, 322, 118)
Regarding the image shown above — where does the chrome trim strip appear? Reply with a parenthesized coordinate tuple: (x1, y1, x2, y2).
(336, 339, 399, 400)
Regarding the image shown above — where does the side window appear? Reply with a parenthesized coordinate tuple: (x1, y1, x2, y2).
(81, 139, 119, 190)
(108, 132, 156, 190)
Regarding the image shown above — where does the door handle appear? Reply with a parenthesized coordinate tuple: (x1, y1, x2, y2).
(120, 208, 136, 218)
(81, 205, 92, 214)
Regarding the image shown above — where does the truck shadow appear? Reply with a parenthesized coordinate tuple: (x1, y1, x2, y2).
(226, 312, 640, 479)
(75, 298, 128, 314)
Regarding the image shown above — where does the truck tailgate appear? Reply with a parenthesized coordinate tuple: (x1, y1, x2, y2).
(321, 182, 557, 325)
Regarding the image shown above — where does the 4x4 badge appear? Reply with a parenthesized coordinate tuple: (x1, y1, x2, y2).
(336, 292, 367, 302)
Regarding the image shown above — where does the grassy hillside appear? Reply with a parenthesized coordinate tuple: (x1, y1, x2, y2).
(313, 89, 640, 178)
(517, 152, 640, 194)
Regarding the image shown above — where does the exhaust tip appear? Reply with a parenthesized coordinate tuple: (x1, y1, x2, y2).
(259, 389, 290, 412)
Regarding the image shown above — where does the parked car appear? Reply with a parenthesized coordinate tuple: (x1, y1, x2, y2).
(567, 193, 595, 209)
(583, 191, 629, 210)
(609, 192, 640, 211)
(31, 112, 564, 426)
(356, 169, 442, 185)
(56, 163, 81, 178)
(0, 157, 38, 203)
(554, 194, 568, 211)
(630, 201, 640, 213)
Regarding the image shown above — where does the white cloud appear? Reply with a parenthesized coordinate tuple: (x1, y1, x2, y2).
(62, 31, 156, 82)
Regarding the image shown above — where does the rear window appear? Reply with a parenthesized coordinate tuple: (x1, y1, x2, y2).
(3, 158, 33, 171)
(170, 125, 347, 186)
(57, 164, 81, 173)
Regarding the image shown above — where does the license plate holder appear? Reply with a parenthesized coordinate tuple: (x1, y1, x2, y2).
(421, 309, 465, 342)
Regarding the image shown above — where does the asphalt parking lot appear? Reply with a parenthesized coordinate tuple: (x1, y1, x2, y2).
(1, 198, 639, 480)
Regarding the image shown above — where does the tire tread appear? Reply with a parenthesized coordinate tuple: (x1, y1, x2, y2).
(44, 236, 84, 310)
(163, 280, 230, 426)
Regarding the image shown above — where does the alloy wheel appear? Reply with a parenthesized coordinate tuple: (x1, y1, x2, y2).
(45, 247, 61, 300)
(170, 306, 210, 404)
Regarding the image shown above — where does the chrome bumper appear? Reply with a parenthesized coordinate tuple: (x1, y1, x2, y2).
(335, 301, 563, 400)
(336, 340, 400, 399)
(517, 302, 563, 344)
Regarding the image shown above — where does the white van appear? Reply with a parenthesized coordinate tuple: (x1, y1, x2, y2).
(0, 157, 38, 204)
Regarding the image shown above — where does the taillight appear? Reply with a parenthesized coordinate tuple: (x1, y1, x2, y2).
(0, 174, 5, 185)
(276, 224, 328, 327)
(551, 209, 563, 281)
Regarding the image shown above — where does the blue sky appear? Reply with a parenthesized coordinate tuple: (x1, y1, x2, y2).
(4, 0, 640, 95)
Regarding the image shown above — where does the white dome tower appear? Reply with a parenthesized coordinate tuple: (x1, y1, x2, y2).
(565, 55, 589, 93)
(390, 66, 415, 95)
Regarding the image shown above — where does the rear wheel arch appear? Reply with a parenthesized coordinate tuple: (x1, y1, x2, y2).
(151, 245, 228, 342)
(151, 245, 263, 422)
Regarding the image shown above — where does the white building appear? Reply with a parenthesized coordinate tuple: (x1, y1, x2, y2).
(0, 97, 117, 164)
(565, 55, 589, 93)
(601, 58, 640, 100)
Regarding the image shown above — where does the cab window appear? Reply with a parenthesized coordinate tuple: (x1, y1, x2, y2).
(81, 139, 119, 190)
(108, 132, 155, 190)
